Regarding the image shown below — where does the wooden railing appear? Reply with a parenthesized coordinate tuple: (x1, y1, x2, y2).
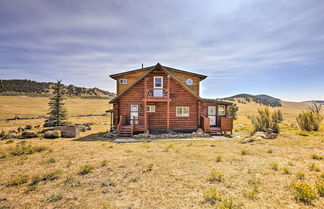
(146, 88, 169, 99)
(130, 116, 135, 137)
(221, 117, 233, 132)
(116, 115, 125, 135)
(201, 116, 210, 132)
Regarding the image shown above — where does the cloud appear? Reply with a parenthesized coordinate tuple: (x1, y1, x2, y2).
(0, 0, 324, 101)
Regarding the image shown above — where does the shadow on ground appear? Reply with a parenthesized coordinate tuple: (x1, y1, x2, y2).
(73, 132, 114, 142)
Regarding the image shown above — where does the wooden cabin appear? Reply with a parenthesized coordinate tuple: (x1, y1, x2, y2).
(109, 63, 233, 137)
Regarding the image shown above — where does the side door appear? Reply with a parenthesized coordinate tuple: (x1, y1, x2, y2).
(130, 104, 139, 124)
(208, 106, 217, 126)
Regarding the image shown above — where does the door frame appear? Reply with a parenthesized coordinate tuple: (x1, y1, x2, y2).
(129, 104, 139, 124)
(207, 105, 217, 127)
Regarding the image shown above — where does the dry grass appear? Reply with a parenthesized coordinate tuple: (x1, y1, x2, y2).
(0, 96, 323, 208)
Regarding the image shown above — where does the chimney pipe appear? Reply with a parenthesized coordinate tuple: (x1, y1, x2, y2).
(142, 63, 143, 69)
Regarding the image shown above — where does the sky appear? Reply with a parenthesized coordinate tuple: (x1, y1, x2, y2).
(0, 0, 324, 102)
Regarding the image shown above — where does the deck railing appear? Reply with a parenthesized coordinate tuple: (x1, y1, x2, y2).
(146, 88, 169, 99)
(201, 116, 210, 132)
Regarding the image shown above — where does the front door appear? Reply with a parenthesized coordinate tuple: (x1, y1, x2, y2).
(130, 104, 139, 124)
(208, 106, 217, 126)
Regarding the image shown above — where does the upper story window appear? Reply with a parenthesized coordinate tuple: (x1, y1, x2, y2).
(119, 79, 127, 84)
(218, 105, 225, 115)
(154, 76, 163, 88)
(186, 79, 193, 85)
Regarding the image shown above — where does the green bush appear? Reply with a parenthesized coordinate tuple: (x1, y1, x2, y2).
(296, 111, 323, 131)
(100, 160, 108, 167)
(6, 174, 29, 186)
(240, 149, 249, 155)
(315, 180, 324, 197)
(270, 162, 279, 171)
(203, 187, 223, 204)
(309, 163, 320, 172)
(207, 169, 224, 182)
(78, 165, 94, 175)
(8, 143, 48, 156)
(296, 172, 305, 180)
(216, 155, 222, 162)
(42, 170, 61, 181)
(248, 108, 283, 134)
(283, 167, 291, 175)
(267, 149, 273, 153)
(311, 153, 323, 160)
(291, 182, 316, 204)
(29, 175, 42, 186)
(217, 198, 243, 209)
(243, 184, 259, 200)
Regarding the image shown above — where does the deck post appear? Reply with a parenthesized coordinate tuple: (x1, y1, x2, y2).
(198, 101, 201, 128)
(167, 75, 170, 131)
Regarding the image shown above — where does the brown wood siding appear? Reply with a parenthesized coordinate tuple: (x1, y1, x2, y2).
(169, 70, 201, 96)
(115, 70, 146, 94)
(169, 78, 199, 130)
(147, 102, 167, 129)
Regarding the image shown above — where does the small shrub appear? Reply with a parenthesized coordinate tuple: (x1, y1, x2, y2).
(288, 161, 294, 166)
(5, 139, 14, 144)
(203, 188, 223, 204)
(270, 162, 278, 171)
(101, 178, 116, 187)
(78, 165, 94, 175)
(216, 155, 222, 162)
(296, 111, 323, 131)
(291, 181, 316, 204)
(283, 167, 291, 175)
(311, 153, 323, 160)
(207, 169, 224, 182)
(42, 170, 61, 181)
(309, 163, 320, 172)
(296, 172, 305, 180)
(42, 193, 63, 202)
(8, 143, 48, 156)
(267, 149, 273, 153)
(0, 151, 6, 159)
(6, 174, 29, 186)
(42, 157, 56, 164)
(29, 175, 42, 185)
(320, 172, 324, 179)
(243, 184, 259, 200)
(241, 149, 248, 155)
(297, 131, 310, 136)
(315, 179, 324, 197)
(100, 160, 108, 167)
(248, 108, 283, 134)
(130, 176, 140, 183)
(218, 198, 243, 209)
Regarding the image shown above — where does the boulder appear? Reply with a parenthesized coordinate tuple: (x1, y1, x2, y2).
(44, 130, 61, 139)
(253, 131, 267, 139)
(21, 131, 38, 138)
(196, 128, 204, 134)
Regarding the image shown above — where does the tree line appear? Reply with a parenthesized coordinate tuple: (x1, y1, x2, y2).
(0, 79, 115, 97)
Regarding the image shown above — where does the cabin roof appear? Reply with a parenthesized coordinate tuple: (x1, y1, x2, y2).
(109, 63, 207, 80)
(109, 63, 231, 105)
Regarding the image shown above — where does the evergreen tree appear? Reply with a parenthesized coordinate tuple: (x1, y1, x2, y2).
(44, 80, 68, 127)
(228, 103, 239, 120)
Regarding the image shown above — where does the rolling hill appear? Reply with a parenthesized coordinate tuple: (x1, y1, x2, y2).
(221, 93, 282, 107)
(0, 79, 115, 98)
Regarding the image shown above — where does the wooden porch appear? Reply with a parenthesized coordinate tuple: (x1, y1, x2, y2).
(201, 116, 233, 135)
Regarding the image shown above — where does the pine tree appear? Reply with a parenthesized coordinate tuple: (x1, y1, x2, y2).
(44, 80, 68, 127)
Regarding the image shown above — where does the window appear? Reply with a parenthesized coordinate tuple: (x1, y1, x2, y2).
(218, 105, 225, 115)
(154, 76, 163, 88)
(119, 79, 127, 84)
(176, 107, 189, 117)
(146, 105, 156, 112)
(186, 79, 193, 85)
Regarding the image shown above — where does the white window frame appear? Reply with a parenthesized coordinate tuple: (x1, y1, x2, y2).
(146, 105, 156, 112)
(186, 79, 193, 85)
(119, 79, 127, 84)
(154, 76, 163, 88)
(176, 106, 189, 117)
(218, 105, 225, 116)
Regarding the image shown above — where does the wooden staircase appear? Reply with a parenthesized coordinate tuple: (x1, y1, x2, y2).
(119, 125, 132, 137)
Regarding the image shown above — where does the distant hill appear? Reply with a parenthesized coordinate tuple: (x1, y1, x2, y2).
(0, 79, 116, 98)
(221, 93, 282, 107)
(302, 100, 324, 104)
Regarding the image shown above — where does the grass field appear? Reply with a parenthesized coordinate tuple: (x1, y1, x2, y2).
(0, 96, 323, 209)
